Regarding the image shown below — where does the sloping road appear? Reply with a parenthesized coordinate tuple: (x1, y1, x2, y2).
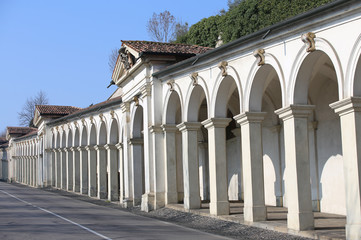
(0, 181, 229, 240)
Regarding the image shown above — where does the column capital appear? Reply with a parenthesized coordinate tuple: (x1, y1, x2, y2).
(63, 147, 70, 152)
(201, 118, 231, 129)
(128, 138, 143, 145)
(275, 105, 315, 121)
(330, 97, 361, 116)
(70, 147, 76, 152)
(104, 144, 117, 151)
(77, 146, 86, 151)
(234, 112, 267, 125)
(161, 124, 178, 133)
(85, 145, 96, 151)
(176, 122, 202, 132)
(58, 148, 63, 153)
(149, 125, 163, 133)
(115, 142, 123, 150)
(94, 145, 105, 151)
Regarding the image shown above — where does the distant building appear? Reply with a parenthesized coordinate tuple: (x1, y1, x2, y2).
(3, 1, 361, 239)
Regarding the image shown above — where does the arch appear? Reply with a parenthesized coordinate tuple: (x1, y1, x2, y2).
(212, 75, 240, 117)
(67, 129, 73, 147)
(346, 33, 361, 97)
(74, 127, 80, 147)
(289, 38, 344, 104)
(185, 85, 208, 122)
(109, 119, 119, 144)
(246, 64, 283, 112)
(89, 124, 97, 145)
(98, 122, 107, 145)
(163, 90, 182, 124)
(131, 106, 144, 138)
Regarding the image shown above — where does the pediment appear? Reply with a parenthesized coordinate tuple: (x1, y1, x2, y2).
(112, 47, 136, 83)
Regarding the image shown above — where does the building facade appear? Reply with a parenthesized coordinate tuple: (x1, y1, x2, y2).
(3, 1, 361, 239)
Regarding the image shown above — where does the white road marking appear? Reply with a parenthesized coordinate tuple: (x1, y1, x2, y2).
(0, 189, 112, 240)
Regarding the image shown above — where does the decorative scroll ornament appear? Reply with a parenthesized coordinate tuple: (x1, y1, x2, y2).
(218, 61, 228, 76)
(99, 113, 104, 122)
(110, 110, 115, 119)
(119, 48, 134, 70)
(81, 118, 86, 126)
(89, 116, 94, 125)
(253, 49, 265, 66)
(301, 32, 316, 52)
(167, 80, 175, 91)
(73, 121, 78, 128)
(133, 96, 139, 106)
(190, 72, 198, 86)
(67, 122, 71, 130)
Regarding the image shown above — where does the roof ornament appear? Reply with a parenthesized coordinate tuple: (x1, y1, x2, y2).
(190, 72, 198, 86)
(167, 80, 175, 91)
(119, 47, 134, 70)
(218, 61, 228, 76)
(301, 32, 316, 52)
(253, 49, 265, 66)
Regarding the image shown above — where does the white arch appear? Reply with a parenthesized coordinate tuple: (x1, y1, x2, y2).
(210, 65, 243, 117)
(162, 83, 184, 124)
(244, 53, 286, 112)
(289, 37, 344, 104)
(184, 76, 210, 121)
(345, 33, 361, 97)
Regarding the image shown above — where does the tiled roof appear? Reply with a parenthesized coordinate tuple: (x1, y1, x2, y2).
(121, 40, 212, 55)
(7, 127, 37, 135)
(36, 105, 81, 116)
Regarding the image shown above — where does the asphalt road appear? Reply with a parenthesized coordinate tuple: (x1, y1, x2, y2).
(0, 181, 229, 240)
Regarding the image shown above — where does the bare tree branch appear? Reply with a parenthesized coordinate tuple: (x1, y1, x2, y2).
(18, 90, 49, 127)
(147, 11, 176, 42)
(108, 48, 119, 73)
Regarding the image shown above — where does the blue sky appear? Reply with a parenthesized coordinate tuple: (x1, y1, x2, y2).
(0, 0, 228, 131)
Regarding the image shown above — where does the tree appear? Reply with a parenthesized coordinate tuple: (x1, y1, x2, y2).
(173, 21, 189, 42)
(18, 90, 49, 127)
(147, 10, 176, 42)
(108, 48, 119, 74)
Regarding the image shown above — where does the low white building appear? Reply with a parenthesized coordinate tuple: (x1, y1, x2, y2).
(4, 1, 361, 239)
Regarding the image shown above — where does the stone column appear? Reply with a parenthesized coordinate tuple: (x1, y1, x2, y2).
(33, 156, 37, 187)
(71, 147, 80, 192)
(65, 148, 73, 191)
(51, 149, 56, 186)
(105, 144, 118, 201)
(330, 97, 361, 240)
(60, 149, 66, 189)
(275, 105, 314, 231)
(55, 149, 61, 188)
(177, 122, 202, 210)
(129, 138, 144, 206)
(115, 143, 124, 203)
(234, 112, 267, 222)
(78, 146, 88, 194)
(202, 118, 232, 216)
(29, 156, 33, 186)
(85, 145, 97, 197)
(162, 124, 178, 205)
(95, 145, 107, 199)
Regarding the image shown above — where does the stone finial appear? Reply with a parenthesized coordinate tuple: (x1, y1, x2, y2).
(301, 32, 316, 52)
(133, 96, 139, 106)
(253, 49, 265, 66)
(167, 80, 175, 91)
(218, 61, 228, 76)
(190, 72, 198, 86)
(110, 110, 115, 119)
(99, 113, 104, 122)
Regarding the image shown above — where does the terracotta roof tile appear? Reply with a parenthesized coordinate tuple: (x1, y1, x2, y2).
(36, 105, 82, 116)
(7, 127, 37, 135)
(121, 40, 212, 56)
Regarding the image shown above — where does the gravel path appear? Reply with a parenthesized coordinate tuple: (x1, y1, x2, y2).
(34, 185, 310, 240)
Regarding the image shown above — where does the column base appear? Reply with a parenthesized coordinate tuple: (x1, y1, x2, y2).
(287, 212, 314, 231)
(184, 195, 201, 210)
(154, 192, 165, 210)
(141, 193, 155, 212)
(346, 223, 361, 240)
(108, 191, 119, 201)
(312, 200, 320, 212)
(244, 205, 267, 222)
(165, 191, 178, 205)
(122, 198, 133, 208)
(81, 187, 88, 195)
(210, 201, 230, 216)
(88, 187, 97, 197)
(98, 191, 107, 199)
